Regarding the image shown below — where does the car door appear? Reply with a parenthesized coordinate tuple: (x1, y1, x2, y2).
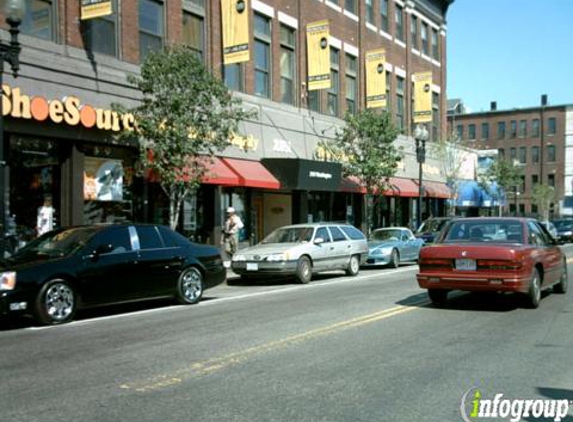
(328, 225, 351, 268)
(134, 225, 185, 298)
(312, 227, 333, 271)
(77, 226, 139, 306)
(528, 221, 563, 286)
(403, 229, 420, 260)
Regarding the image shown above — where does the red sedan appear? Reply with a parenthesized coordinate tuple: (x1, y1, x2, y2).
(417, 218, 568, 308)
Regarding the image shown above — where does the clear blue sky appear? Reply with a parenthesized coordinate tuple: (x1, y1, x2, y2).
(447, 0, 573, 112)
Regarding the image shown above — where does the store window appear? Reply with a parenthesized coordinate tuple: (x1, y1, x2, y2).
(21, 0, 56, 41)
(83, 144, 135, 225)
(139, 0, 164, 62)
(9, 136, 63, 244)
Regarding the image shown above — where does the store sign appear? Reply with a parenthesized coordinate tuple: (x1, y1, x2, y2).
(262, 158, 341, 192)
(81, 0, 113, 21)
(2, 85, 136, 132)
(84, 157, 124, 201)
(273, 139, 293, 154)
(309, 171, 332, 180)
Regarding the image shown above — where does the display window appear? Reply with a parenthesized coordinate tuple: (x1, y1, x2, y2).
(82, 144, 135, 224)
(9, 136, 63, 244)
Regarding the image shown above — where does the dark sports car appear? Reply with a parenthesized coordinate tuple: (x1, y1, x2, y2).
(0, 224, 225, 325)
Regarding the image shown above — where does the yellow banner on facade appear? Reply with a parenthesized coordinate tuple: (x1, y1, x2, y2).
(413, 72, 433, 123)
(221, 0, 250, 64)
(80, 0, 113, 20)
(306, 20, 331, 91)
(365, 49, 387, 109)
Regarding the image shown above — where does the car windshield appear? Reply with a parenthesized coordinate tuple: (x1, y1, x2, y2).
(442, 220, 523, 244)
(261, 227, 314, 244)
(370, 229, 401, 242)
(14, 227, 99, 258)
(553, 220, 573, 230)
(417, 219, 448, 233)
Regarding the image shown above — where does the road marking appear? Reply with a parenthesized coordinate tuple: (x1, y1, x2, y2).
(118, 300, 427, 393)
(27, 266, 419, 330)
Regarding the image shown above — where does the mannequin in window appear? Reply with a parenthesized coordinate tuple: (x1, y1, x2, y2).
(37, 195, 55, 236)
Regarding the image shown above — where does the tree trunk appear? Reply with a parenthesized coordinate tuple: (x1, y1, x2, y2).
(167, 186, 189, 231)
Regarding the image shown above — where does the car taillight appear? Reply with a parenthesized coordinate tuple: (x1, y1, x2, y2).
(477, 260, 522, 270)
(419, 258, 452, 267)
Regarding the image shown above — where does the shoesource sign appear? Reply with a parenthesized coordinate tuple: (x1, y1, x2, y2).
(1, 85, 135, 132)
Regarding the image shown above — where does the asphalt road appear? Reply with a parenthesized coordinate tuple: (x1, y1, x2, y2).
(2, 247, 573, 422)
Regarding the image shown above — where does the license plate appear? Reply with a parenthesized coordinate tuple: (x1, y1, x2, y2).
(455, 259, 476, 271)
(246, 263, 259, 271)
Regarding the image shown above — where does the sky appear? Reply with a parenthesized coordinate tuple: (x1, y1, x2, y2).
(446, 0, 573, 113)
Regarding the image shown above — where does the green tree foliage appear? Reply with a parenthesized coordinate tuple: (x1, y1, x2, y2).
(323, 109, 401, 232)
(118, 46, 253, 229)
(531, 184, 555, 222)
(479, 159, 522, 216)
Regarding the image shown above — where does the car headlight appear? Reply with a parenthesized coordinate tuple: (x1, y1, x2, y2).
(232, 254, 246, 262)
(378, 247, 393, 255)
(266, 253, 290, 262)
(0, 272, 16, 291)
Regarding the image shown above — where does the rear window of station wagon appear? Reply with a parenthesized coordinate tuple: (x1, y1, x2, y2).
(340, 226, 366, 240)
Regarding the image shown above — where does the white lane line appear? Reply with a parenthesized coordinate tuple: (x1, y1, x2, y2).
(26, 266, 419, 330)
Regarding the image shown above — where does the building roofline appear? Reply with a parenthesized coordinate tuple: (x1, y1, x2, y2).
(450, 103, 573, 118)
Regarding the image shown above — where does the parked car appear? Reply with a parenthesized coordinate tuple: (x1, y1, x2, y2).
(0, 224, 226, 325)
(417, 217, 567, 308)
(552, 219, 573, 243)
(539, 221, 558, 240)
(364, 227, 424, 268)
(231, 223, 368, 283)
(416, 217, 454, 244)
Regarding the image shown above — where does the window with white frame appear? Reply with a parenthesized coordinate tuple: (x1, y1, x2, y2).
(327, 48, 340, 116)
(254, 13, 272, 98)
(280, 25, 296, 105)
(139, 0, 164, 61)
(345, 54, 357, 114)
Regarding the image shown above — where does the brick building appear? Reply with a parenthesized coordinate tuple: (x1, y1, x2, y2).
(1, 0, 453, 246)
(449, 101, 573, 218)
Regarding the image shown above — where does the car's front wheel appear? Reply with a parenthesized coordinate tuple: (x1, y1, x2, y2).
(345, 255, 360, 276)
(554, 263, 568, 294)
(176, 267, 203, 304)
(34, 280, 77, 325)
(428, 289, 448, 307)
(388, 249, 400, 269)
(526, 268, 542, 308)
(295, 256, 312, 284)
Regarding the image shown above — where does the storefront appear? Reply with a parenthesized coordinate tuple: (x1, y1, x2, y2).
(3, 85, 140, 245)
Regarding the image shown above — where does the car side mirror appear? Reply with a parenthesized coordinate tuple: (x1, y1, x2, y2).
(314, 237, 325, 245)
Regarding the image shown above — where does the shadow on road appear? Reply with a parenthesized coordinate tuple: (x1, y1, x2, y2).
(227, 272, 349, 287)
(395, 290, 543, 313)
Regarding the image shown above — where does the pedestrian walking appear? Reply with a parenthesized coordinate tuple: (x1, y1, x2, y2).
(221, 207, 244, 266)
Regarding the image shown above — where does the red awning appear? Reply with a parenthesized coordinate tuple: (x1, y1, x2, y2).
(202, 157, 241, 185)
(222, 158, 281, 189)
(423, 181, 451, 199)
(389, 178, 420, 197)
(340, 176, 367, 193)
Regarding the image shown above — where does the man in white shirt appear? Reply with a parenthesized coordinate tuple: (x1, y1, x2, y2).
(37, 195, 55, 236)
(221, 207, 244, 262)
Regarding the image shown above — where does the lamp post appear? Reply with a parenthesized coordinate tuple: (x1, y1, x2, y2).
(0, 0, 26, 257)
(414, 124, 429, 229)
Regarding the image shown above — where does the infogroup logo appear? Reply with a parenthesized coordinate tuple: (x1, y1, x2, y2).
(460, 387, 570, 422)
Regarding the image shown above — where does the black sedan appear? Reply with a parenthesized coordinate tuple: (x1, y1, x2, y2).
(0, 224, 226, 325)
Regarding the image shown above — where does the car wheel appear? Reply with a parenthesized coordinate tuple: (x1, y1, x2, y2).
(388, 249, 400, 269)
(176, 267, 203, 305)
(428, 289, 448, 307)
(526, 268, 542, 309)
(554, 263, 568, 294)
(345, 254, 360, 276)
(34, 280, 76, 325)
(295, 256, 312, 284)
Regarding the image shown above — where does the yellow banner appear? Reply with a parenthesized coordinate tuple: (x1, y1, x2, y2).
(413, 72, 433, 123)
(306, 20, 331, 91)
(221, 0, 250, 64)
(80, 0, 113, 20)
(366, 49, 387, 109)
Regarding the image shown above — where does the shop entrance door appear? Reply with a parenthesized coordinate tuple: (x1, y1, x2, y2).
(263, 193, 292, 237)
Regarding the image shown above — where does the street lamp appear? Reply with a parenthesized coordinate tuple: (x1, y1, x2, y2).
(414, 124, 429, 229)
(0, 0, 26, 256)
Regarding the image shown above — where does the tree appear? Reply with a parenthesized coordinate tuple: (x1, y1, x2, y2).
(117, 46, 253, 229)
(479, 159, 522, 217)
(431, 134, 471, 216)
(531, 184, 555, 222)
(323, 109, 401, 233)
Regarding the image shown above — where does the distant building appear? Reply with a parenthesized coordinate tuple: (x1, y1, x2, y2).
(448, 100, 573, 218)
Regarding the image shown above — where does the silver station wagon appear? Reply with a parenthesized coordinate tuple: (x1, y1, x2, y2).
(231, 223, 368, 283)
